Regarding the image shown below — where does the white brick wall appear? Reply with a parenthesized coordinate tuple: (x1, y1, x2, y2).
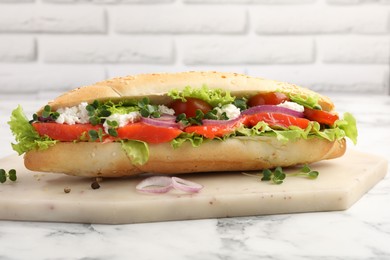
(114, 6, 246, 33)
(0, 0, 389, 96)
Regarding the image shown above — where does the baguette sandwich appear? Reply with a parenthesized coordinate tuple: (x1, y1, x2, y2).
(8, 71, 357, 177)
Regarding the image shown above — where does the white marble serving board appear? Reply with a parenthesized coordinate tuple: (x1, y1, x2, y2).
(0, 150, 387, 224)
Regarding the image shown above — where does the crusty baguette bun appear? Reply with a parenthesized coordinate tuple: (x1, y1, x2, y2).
(25, 137, 346, 177)
(40, 71, 334, 113)
(26, 71, 345, 177)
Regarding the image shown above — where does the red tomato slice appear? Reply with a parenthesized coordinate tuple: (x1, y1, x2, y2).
(243, 112, 310, 129)
(248, 92, 289, 106)
(169, 98, 212, 117)
(32, 123, 103, 142)
(304, 108, 339, 126)
(117, 123, 182, 143)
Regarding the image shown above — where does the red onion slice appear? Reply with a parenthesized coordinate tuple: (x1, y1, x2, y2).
(136, 176, 204, 194)
(202, 116, 243, 126)
(159, 114, 177, 120)
(242, 105, 304, 118)
(141, 116, 180, 128)
(172, 177, 204, 193)
(136, 176, 173, 194)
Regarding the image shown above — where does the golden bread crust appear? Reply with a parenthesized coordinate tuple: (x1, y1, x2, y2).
(43, 71, 334, 112)
(24, 137, 346, 177)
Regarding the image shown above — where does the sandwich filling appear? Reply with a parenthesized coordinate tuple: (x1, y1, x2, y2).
(9, 86, 357, 165)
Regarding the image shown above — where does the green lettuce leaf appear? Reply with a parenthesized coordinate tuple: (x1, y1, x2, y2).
(334, 112, 358, 145)
(168, 85, 235, 107)
(287, 93, 322, 110)
(236, 122, 312, 143)
(172, 113, 358, 148)
(171, 132, 204, 149)
(8, 105, 57, 155)
(121, 140, 149, 165)
(108, 105, 138, 115)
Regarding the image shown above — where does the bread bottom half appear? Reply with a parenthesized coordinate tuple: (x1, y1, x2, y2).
(24, 137, 346, 177)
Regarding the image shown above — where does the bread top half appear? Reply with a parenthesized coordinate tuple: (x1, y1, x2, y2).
(44, 71, 335, 112)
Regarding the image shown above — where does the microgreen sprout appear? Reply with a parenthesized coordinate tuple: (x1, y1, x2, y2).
(108, 128, 118, 137)
(138, 98, 161, 118)
(30, 105, 59, 123)
(233, 98, 248, 111)
(86, 102, 97, 115)
(0, 169, 17, 183)
(88, 129, 104, 142)
(190, 110, 205, 125)
(86, 100, 112, 126)
(242, 165, 319, 185)
(289, 164, 319, 179)
(204, 108, 229, 120)
(42, 105, 60, 120)
(176, 113, 188, 125)
(106, 120, 118, 128)
(262, 167, 286, 184)
(204, 110, 218, 120)
(105, 120, 119, 137)
(176, 109, 205, 127)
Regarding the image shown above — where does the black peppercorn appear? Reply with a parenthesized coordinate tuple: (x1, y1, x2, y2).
(91, 181, 100, 190)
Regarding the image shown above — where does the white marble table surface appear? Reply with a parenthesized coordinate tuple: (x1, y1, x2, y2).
(0, 93, 389, 260)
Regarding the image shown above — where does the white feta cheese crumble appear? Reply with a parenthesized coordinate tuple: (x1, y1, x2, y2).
(55, 102, 89, 125)
(103, 112, 141, 134)
(158, 105, 175, 115)
(277, 101, 304, 113)
(215, 104, 241, 120)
